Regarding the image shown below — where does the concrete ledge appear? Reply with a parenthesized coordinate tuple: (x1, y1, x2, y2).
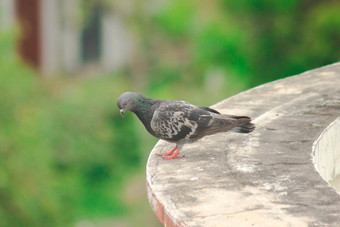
(146, 63, 340, 226)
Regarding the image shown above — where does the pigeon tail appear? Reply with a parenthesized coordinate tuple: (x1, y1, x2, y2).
(223, 115, 255, 133)
(231, 122, 255, 133)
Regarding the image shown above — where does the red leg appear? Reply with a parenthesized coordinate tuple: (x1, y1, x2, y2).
(157, 146, 177, 156)
(162, 148, 183, 160)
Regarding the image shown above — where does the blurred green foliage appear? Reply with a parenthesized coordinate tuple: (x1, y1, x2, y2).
(1, 0, 340, 226)
(0, 29, 142, 226)
(147, 0, 340, 93)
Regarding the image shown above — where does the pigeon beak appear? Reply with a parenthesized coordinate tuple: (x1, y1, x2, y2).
(120, 109, 125, 117)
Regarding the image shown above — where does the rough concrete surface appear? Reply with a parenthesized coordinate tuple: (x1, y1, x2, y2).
(146, 63, 340, 227)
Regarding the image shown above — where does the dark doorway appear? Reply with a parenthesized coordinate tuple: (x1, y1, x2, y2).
(81, 5, 102, 63)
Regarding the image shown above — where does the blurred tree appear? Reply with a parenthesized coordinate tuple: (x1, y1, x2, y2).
(0, 29, 64, 226)
(131, 0, 340, 94)
(0, 27, 142, 226)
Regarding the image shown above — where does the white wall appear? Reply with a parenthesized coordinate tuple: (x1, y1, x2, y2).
(60, 0, 80, 73)
(102, 12, 132, 71)
(0, 0, 15, 29)
(40, 0, 61, 75)
(40, 0, 133, 75)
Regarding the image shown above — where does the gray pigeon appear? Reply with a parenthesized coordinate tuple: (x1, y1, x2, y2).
(117, 92, 255, 160)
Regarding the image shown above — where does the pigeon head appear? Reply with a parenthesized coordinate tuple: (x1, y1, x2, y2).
(117, 92, 142, 117)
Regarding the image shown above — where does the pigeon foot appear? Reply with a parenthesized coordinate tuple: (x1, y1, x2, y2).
(161, 148, 183, 160)
(162, 154, 183, 160)
(157, 147, 177, 157)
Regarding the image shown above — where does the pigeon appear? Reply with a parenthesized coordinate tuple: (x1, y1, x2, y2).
(117, 91, 255, 160)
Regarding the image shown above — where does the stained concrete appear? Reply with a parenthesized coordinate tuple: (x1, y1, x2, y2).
(146, 63, 340, 227)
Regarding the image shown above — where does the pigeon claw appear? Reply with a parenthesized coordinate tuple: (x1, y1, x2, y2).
(157, 147, 183, 160)
(157, 147, 177, 157)
(162, 154, 183, 160)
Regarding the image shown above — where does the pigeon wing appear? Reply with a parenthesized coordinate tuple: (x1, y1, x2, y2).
(198, 106, 220, 114)
(150, 102, 199, 142)
(188, 108, 240, 139)
(150, 102, 241, 142)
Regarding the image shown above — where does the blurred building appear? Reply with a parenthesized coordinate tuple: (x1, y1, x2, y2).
(0, 0, 133, 75)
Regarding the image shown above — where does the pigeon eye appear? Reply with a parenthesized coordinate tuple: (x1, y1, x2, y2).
(123, 102, 127, 106)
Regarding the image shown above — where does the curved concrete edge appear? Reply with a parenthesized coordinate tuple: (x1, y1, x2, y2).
(146, 140, 188, 227)
(146, 62, 340, 226)
(313, 117, 340, 193)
